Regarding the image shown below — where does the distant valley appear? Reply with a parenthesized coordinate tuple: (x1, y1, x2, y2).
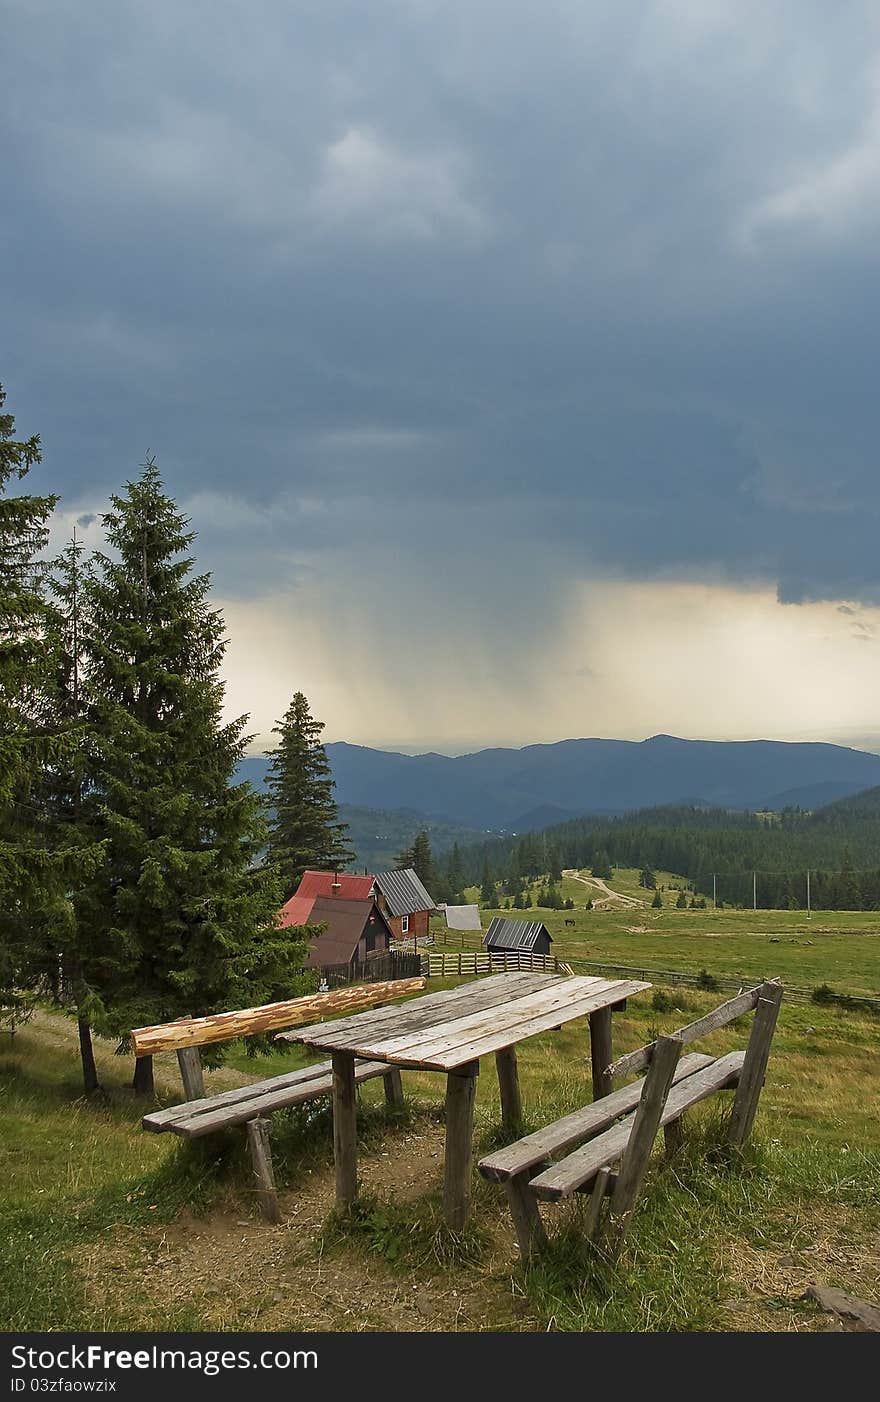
(237, 734, 880, 869)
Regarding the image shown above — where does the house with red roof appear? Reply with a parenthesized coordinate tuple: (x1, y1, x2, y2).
(279, 865, 436, 965)
(279, 872, 394, 970)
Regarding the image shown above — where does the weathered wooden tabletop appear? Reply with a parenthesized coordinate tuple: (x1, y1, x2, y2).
(288, 970, 651, 1071)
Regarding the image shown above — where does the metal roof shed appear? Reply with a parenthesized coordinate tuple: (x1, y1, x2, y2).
(483, 917, 553, 954)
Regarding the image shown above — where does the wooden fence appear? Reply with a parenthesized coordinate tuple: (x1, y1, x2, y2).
(426, 950, 558, 978)
(320, 952, 423, 988)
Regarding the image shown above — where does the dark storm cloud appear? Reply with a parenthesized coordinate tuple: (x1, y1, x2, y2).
(4, 0, 880, 605)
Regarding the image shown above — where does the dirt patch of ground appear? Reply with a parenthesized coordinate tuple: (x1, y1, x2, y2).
(70, 1119, 537, 1333)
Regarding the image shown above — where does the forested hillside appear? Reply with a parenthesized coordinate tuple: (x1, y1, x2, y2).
(448, 789, 880, 910)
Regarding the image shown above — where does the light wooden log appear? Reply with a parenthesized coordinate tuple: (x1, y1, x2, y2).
(444, 1060, 478, 1231)
(246, 1118, 281, 1224)
(607, 1035, 683, 1250)
(505, 1172, 547, 1260)
(727, 980, 783, 1148)
(332, 1051, 358, 1208)
(176, 1046, 205, 1101)
(607, 985, 762, 1081)
(383, 1067, 404, 1108)
(495, 1046, 523, 1131)
(589, 1006, 614, 1100)
(130, 977, 426, 1057)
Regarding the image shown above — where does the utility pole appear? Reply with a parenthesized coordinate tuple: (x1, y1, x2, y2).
(752, 871, 757, 911)
(712, 873, 716, 910)
(806, 868, 811, 920)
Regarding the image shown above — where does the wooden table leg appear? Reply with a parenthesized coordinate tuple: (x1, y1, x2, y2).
(444, 1060, 479, 1231)
(331, 1050, 358, 1208)
(495, 1046, 522, 1131)
(383, 1067, 404, 1108)
(589, 1006, 614, 1100)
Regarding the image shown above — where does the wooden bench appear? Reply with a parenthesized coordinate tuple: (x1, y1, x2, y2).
(478, 979, 783, 1259)
(133, 979, 424, 1223)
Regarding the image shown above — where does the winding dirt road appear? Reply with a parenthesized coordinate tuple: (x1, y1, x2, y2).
(563, 868, 648, 910)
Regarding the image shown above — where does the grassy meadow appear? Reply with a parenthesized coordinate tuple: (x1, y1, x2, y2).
(2, 863, 879, 1333)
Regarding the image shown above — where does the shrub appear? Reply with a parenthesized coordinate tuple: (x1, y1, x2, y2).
(696, 968, 719, 991)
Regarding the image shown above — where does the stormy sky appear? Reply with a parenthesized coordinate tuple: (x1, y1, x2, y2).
(5, 1, 880, 754)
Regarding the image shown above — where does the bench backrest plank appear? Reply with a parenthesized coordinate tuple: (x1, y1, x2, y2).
(131, 977, 426, 1057)
(607, 984, 765, 1081)
(529, 1050, 746, 1200)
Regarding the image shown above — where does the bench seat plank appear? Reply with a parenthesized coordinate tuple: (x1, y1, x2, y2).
(478, 1052, 716, 1183)
(142, 1059, 389, 1138)
(530, 1050, 745, 1201)
(143, 1059, 339, 1130)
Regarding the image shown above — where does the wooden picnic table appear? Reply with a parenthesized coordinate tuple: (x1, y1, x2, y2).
(282, 969, 651, 1228)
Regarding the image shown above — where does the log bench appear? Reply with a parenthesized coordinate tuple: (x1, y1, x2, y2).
(478, 979, 783, 1259)
(133, 979, 423, 1223)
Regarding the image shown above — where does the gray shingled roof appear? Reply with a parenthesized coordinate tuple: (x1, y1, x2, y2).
(444, 904, 482, 931)
(484, 917, 553, 951)
(374, 867, 436, 917)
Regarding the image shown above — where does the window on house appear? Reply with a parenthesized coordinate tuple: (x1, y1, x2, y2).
(401, 914, 409, 934)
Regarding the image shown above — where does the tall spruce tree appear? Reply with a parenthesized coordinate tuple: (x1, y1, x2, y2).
(46, 530, 106, 1091)
(78, 459, 307, 1094)
(264, 691, 353, 900)
(0, 387, 98, 1028)
(396, 830, 435, 891)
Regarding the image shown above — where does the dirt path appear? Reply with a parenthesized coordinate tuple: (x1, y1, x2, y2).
(564, 869, 648, 910)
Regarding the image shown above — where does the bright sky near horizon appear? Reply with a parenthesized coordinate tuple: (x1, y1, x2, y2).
(7, 2, 880, 756)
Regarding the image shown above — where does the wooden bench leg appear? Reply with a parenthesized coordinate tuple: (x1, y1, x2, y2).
(332, 1050, 358, 1209)
(589, 1007, 614, 1100)
(505, 1171, 546, 1261)
(177, 1046, 205, 1101)
(607, 1035, 683, 1253)
(727, 980, 783, 1149)
(444, 1061, 479, 1231)
(664, 1117, 685, 1157)
(383, 1067, 404, 1108)
(585, 1165, 613, 1241)
(246, 1117, 281, 1224)
(495, 1046, 523, 1131)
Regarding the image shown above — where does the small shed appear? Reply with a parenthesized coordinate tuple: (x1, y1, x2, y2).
(484, 917, 553, 956)
(444, 904, 482, 932)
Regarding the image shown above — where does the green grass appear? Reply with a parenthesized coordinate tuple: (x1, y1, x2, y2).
(460, 867, 880, 996)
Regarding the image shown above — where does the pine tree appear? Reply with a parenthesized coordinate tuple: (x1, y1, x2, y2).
(408, 831, 436, 892)
(264, 692, 354, 900)
(0, 388, 99, 1030)
(446, 842, 465, 903)
(46, 530, 105, 1091)
(480, 863, 496, 907)
(77, 459, 308, 1094)
(651, 889, 663, 908)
